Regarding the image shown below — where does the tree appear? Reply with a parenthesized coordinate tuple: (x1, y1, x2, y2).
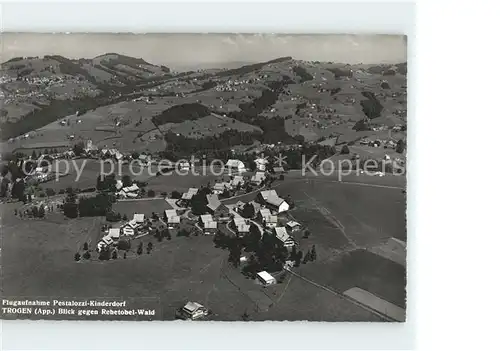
(122, 175, 132, 187)
(303, 230, 310, 239)
(31, 150, 37, 160)
(396, 139, 406, 154)
(46, 188, 55, 197)
(341, 145, 350, 155)
(290, 246, 297, 261)
(74, 252, 81, 261)
(73, 142, 85, 156)
(38, 205, 45, 218)
(294, 250, 303, 267)
(99, 247, 111, 260)
(83, 251, 91, 260)
(117, 239, 131, 251)
(171, 190, 182, 199)
(122, 213, 128, 221)
(279, 174, 285, 181)
(83, 242, 89, 251)
(311, 245, 317, 261)
(241, 203, 255, 219)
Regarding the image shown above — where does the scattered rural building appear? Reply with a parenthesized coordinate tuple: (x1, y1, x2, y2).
(273, 166, 285, 174)
(233, 216, 250, 236)
(182, 188, 199, 201)
(251, 171, 266, 185)
(256, 271, 277, 286)
(231, 175, 245, 187)
(200, 214, 217, 234)
(212, 182, 230, 195)
(254, 157, 268, 171)
(205, 194, 229, 219)
(257, 190, 289, 213)
(108, 228, 121, 241)
(122, 227, 135, 236)
(286, 221, 302, 232)
(164, 209, 181, 229)
(178, 302, 209, 320)
(258, 208, 278, 228)
(117, 183, 140, 198)
(274, 227, 295, 247)
(133, 213, 145, 224)
(225, 159, 246, 173)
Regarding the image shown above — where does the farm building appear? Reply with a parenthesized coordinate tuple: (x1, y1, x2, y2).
(258, 208, 278, 228)
(231, 175, 245, 187)
(256, 271, 277, 286)
(254, 157, 268, 171)
(178, 302, 209, 320)
(225, 159, 246, 173)
(117, 184, 140, 199)
(257, 190, 289, 213)
(133, 213, 145, 224)
(108, 228, 121, 241)
(233, 217, 250, 236)
(286, 221, 302, 232)
(122, 227, 135, 236)
(206, 195, 230, 219)
(212, 182, 230, 195)
(182, 188, 199, 201)
(251, 171, 266, 185)
(164, 209, 181, 229)
(274, 227, 295, 248)
(200, 214, 217, 234)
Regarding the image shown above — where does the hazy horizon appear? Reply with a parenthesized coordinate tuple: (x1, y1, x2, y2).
(1, 33, 407, 71)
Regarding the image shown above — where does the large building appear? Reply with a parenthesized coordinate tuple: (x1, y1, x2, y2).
(225, 159, 246, 173)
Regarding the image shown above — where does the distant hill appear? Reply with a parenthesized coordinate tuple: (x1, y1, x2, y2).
(1, 54, 407, 150)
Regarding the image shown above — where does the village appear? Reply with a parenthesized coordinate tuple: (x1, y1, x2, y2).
(3, 142, 317, 320)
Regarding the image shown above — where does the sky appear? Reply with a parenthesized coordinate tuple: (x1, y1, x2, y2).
(1, 33, 407, 71)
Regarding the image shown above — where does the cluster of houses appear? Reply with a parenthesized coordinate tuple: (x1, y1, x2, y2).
(115, 182, 140, 199)
(360, 137, 397, 149)
(97, 213, 148, 252)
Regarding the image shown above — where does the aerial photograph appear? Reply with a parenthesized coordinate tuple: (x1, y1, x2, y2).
(0, 33, 407, 322)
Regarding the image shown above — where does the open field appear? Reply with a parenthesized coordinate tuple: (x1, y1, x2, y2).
(1, 200, 388, 321)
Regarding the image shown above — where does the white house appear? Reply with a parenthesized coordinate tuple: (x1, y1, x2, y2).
(226, 159, 246, 173)
(200, 214, 217, 234)
(286, 221, 301, 232)
(231, 175, 245, 188)
(258, 208, 278, 228)
(254, 157, 268, 171)
(133, 213, 145, 224)
(258, 190, 289, 213)
(180, 302, 209, 320)
(108, 228, 121, 241)
(164, 209, 180, 228)
(257, 271, 277, 286)
(122, 227, 135, 236)
(182, 188, 199, 201)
